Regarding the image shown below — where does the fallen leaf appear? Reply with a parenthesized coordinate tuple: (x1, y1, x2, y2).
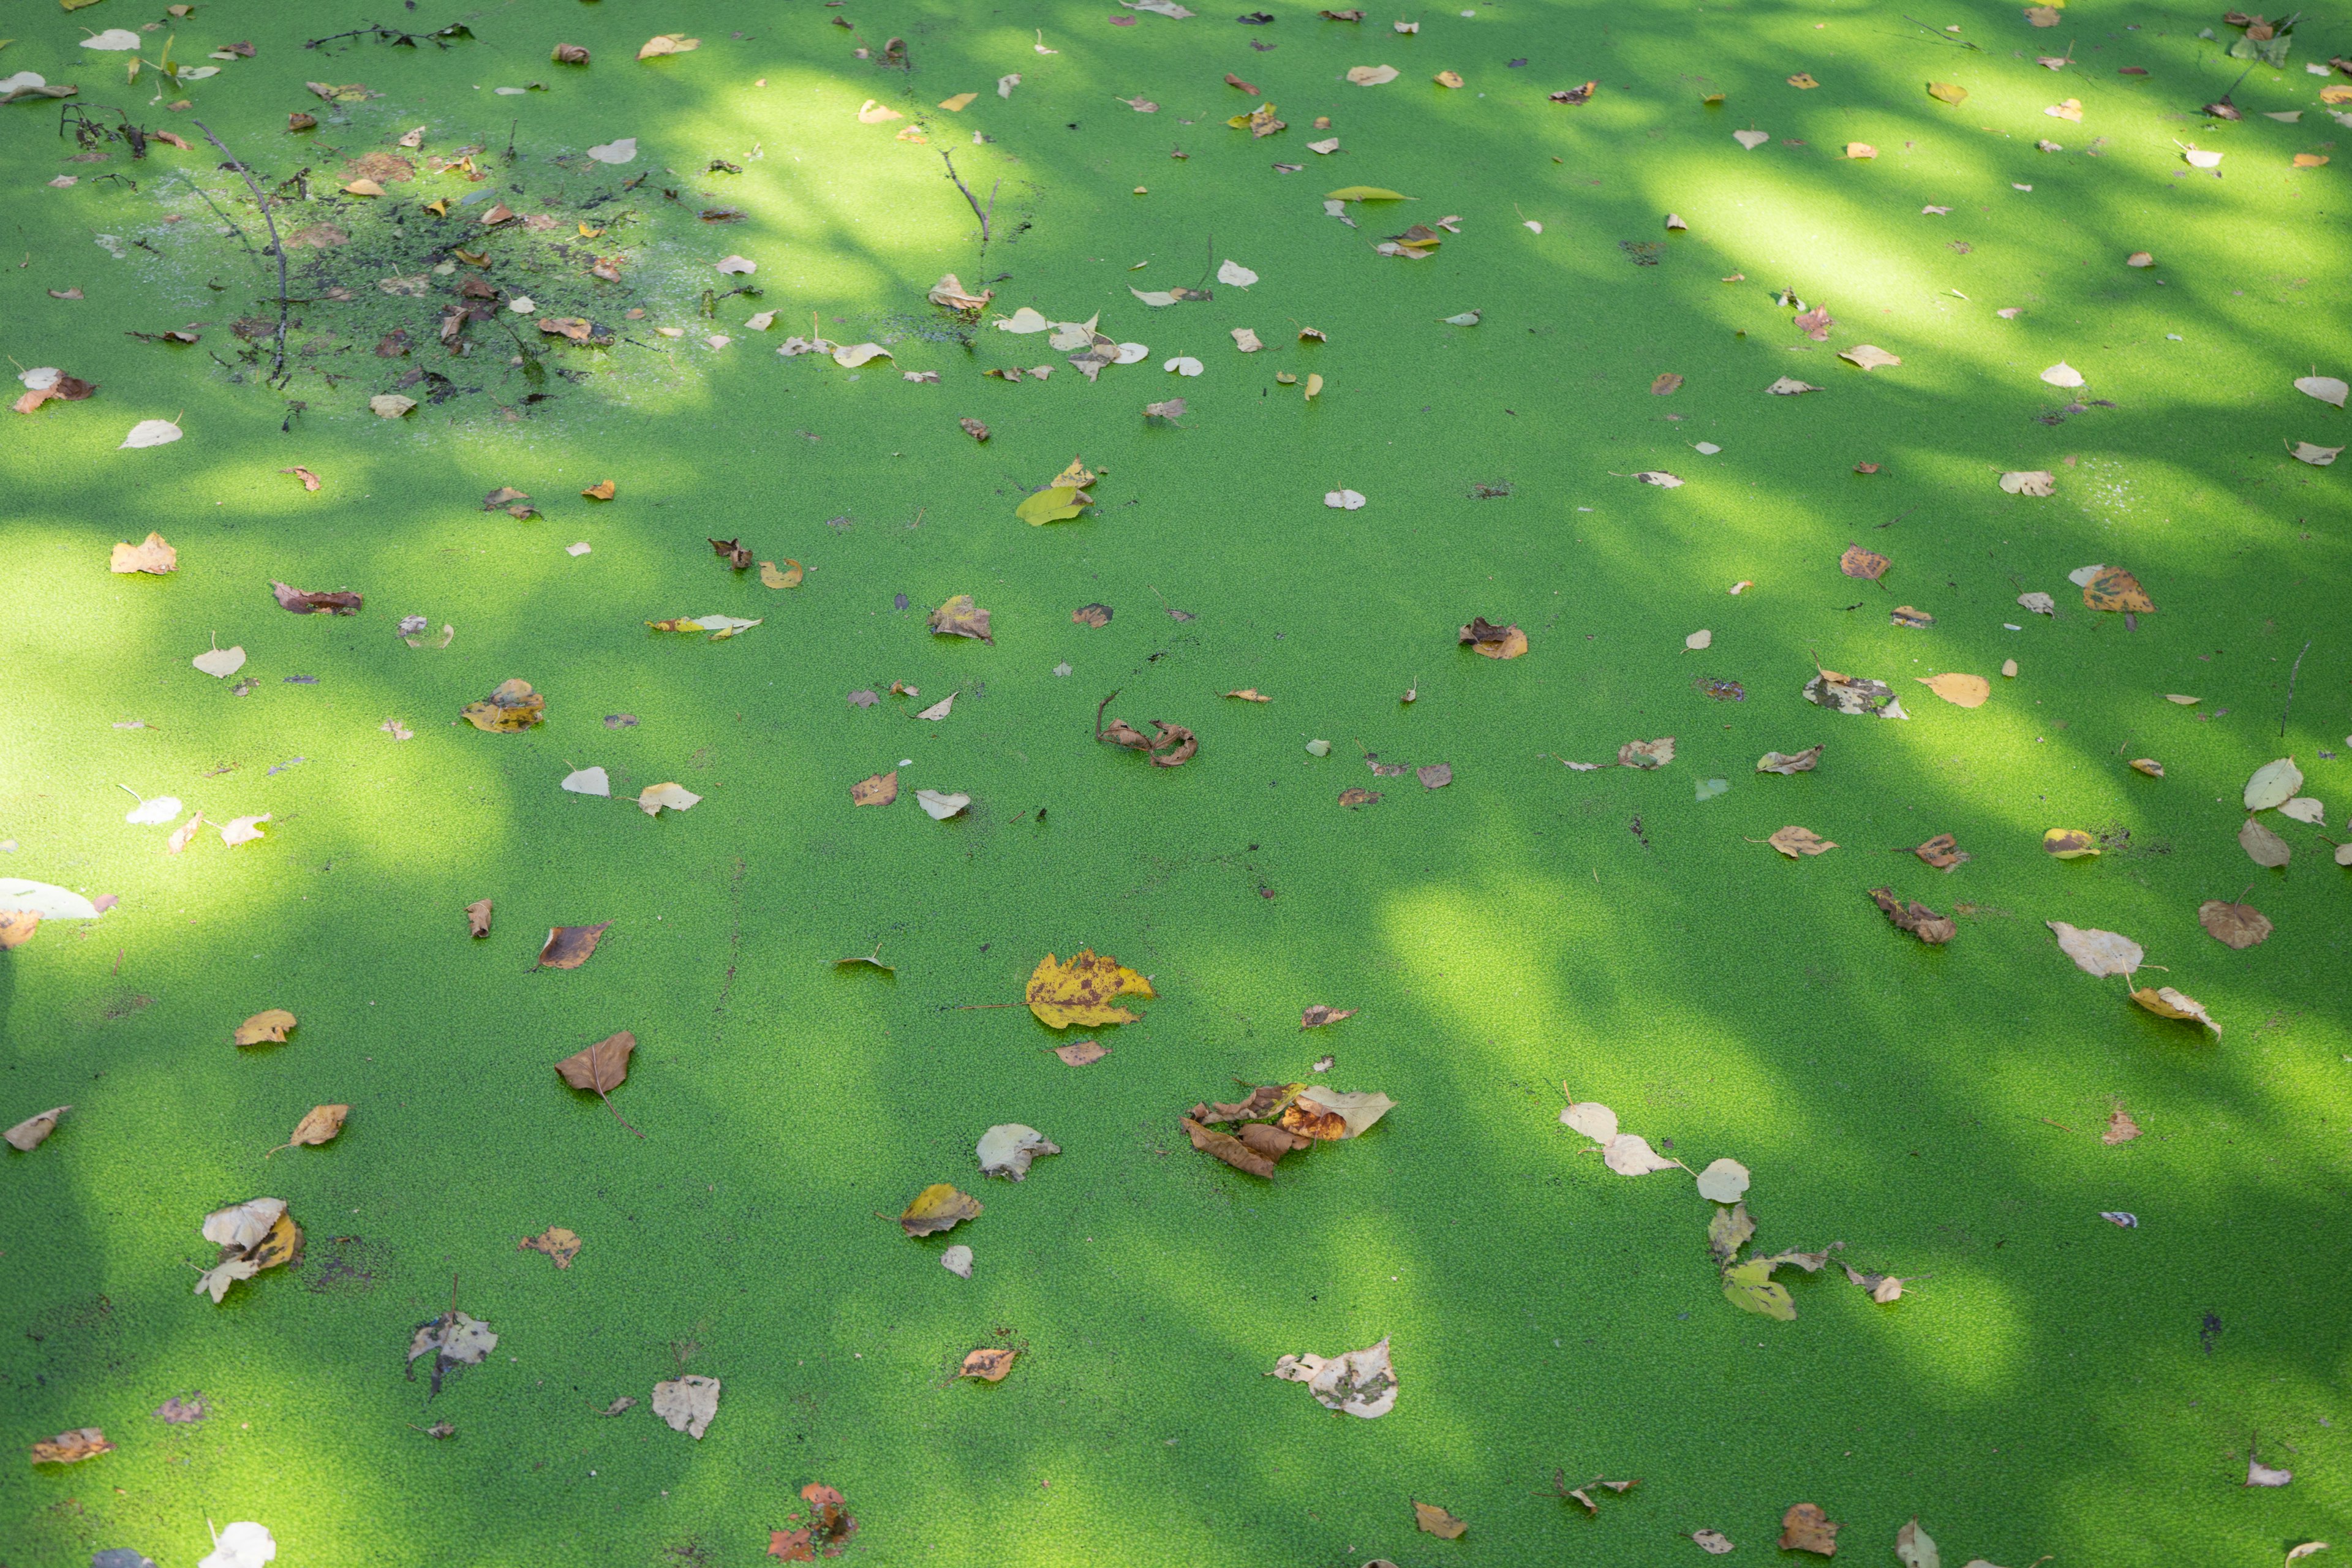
(271, 581, 363, 616)
(1758, 746, 1823, 774)
(2018, 590, 2056, 614)
(638, 33, 701, 59)
(561, 767, 610, 797)
(1871, 887, 1956, 944)
(1917, 672, 1990, 707)
(900, 1183, 982, 1236)
(977, 1123, 1061, 1180)
(1765, 375, 1822, 394)
(2244, 757, 2304, 811)
(556, 1030, 635, 1093)
(233, 1009, 298, 1046)
(940, 1245, 974, 1279)
(624, 779, 702, 820)
(1347, 64, 1400, 85)
(2282, 796, 2326, 824)
(1840, 544, 1890, 580)
(2000, 470, 2057, 496)
(1781, 1502, 1842, 1556)
(2296, 374, 2350, 408)
(1269, 1335, 1395, 1417)
(1459, 616, 1528, 658)
(1052, 1040, 1109, 1066)
(852, 771, 898, 807)
(2199, 899, 2272, 949)
(2081, 565, 2153, 613)
(466, 900, 492, 938)
(1735, 129, 1771, 149)
(266, 1104, 348, 1155)
(538, 923, 611, 970)
(1283, 1086, 1395, 1139)
(1846, 141, 1879, 159)
(916, 790, 971, 820)
(1325, 488, 1370, 509)
(2048, 921, 2146, 978)
(119, 418, 184, 449)
(1841, 344, 1901, 371)
(2291, 442, 2344, 467)
(1768, 826, 1836, 858)
(929, 594, 993, 641)
(1618, 737, 1675, 769)
(29, 1428, 113, 1464)
(4, 1106, 70, 1152)
(2248, 1457, 2294, 1488)
(462, 677, 546, 732)
(2240, 816, 2292, 867)
(1694, 1530, 1736, 1555)
(2130, 758, 2165, 777)
(1696, 1158, 1751, 1202)
(1339, 787, 1380, 808)
(2132, 985, 2221, 1036)
(1027, 950, 1155, 1028)
(165, 813, 207, 854)
(2103, 1106, 2141, 1144)
(652, 1375, 720, 1438)
(1414, 1502, 1468, 1539)
(959, 1346, 1018, 1382)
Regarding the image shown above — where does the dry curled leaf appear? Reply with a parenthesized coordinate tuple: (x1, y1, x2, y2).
(1758, 747, 1822, 774)
(900, 1183, 982, 1236)
(1914, 833, 1968, 869)
(1917, 673, 1990, 708)
(2133, 986, 2220, 1036)
(1458, 617, 1528, 658)
(266, 1104, 349, 1155)
(1414, 1502, 1468, 1540)
(29, 1429, 113, 1465)
(2104, 1105, 2141, 1144)
(959, 1346, 1018, 1382)
(1871, 887, 1955, 944)
(929, 594, 993, 641)
(1302, 1005, 1355, 1028)
(1780, 1502, 1842, 1556)
(518, 1226, 582, 1268)
(465, 899, 492, 938)
(1268, 1335, 1395, 1417)
(4, 1106, 70, 1152)
(271, 581, 363, 615)
(233, 1008, 298, 1046)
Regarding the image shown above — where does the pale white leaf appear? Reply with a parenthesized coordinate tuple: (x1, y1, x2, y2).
(1323, 488, 1366, 509)
(2046, 920, 2143, 977)
(1695, 1158, 1750, 1202)
(586, 137, 638, 164)
(916, 790, 971, 820)
(560, 766, 611, 797)
(1216, 259, 1258, 287)
(120, 419, 183, 450)
(976, 1122, 1060, 1180)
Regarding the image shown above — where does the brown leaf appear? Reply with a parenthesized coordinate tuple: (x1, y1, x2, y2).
(959, 416, 990, 442)
(1458, 616, 1528, 658)
(581, 479, 616, 500)
(1651, 372, 1684, 394)
(1301, 1005, 1355, 1028)
(959, 1346, 1018, 1381)
(1767, 826, 1835, 858)
(1913, 832, 1968, 869)
(1618, 737, 1675, 769)
(519, 1226, 582, 1267)
(1417, 762, 1453, 788)
(465, 899, 493, 938)
(1072, 603, 1112, 628)
(2082, 566, 2154, 612)
(1757, 745, 1823, 774)
(1225, 72, 1262, 94)
(1339, 788, 1381, 808)
(462, 677, 546, 733)
(2198, 899, 2272, 949)
(2103, 1105, 2142, 1144)
(1183, 1116, 1278, 1178)
(271, 581, 364, 614)
(555, 1031, 635, 1093)
(899, 1183, 982, 1236)
(552, 42, 591, 64)
(0, 911, 38, 950)
(1839, 544, 1890, 580)
(1194, 1084, 1295, 1122)
(1793, 306, 1835, 341)
(2239, 816, 2292, 868)
(109, 532, 178, 575)
(289, 112, 319, 131)
(1227, 687, 1273, 702)
(279, 466, 322, 492)
(852, 771, 899, 807)
(929, 594, 993, 642)
(4, 1106, 70, 1152)
(1052, 1040, 1109, 1066)
(1890, 605, 1936, 630)
(1869, 887, 1955, 944)
(1779, 1502, 1841, 1556)
(1414, 1501, 1468, 1539)
(538, 922, 611, 970)
(154, 1395, 207, 1424)
(709, 537, 754, 570)
(268, 1104, 349, 1155)
(233, 1009, 298, 1046)
(29, 1428, 113, 1465)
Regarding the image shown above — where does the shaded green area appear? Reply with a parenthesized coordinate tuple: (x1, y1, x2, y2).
(2, 0, 2348, 1564)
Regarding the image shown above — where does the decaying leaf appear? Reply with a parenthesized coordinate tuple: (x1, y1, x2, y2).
(1768, 825, 1836, 858)
(462, 677, 546, 732)
(1780, 1503, 1842, 1555)
(1917, 673, 1990, 708)
(4, 1106, 70, 1152)
(1757, 745, 1823, 774)
(1839, 544, 1890, 580)
(1052, 1040, 1109, 1066)
(1845, 1263, 1911, 1304)
(899, 1183, 982, 1236)
(652, 1375, 720, 1438)
(465, 900, 493, 938)
(2000, 470, 2056, 497)
(2104, 1105, 2142, 1144)
(1708, 1202, 1758, 1267)
(1841, 344, 1901, 371)
(2132, 985, 2221, 1036)
(1915, 833, 1968, 869)
(852, 771, 899, 807)
(266, 1104, 349, 1156)
(29, 1429, 113, 1465)
(1414, 1502, 1468, 1539)
(271, 581, 363, 615)
(110, 532, 177, 575)
(976, 1123, 1061, 1180)
(1269, 1335, 1395, 1417)
(1282, 1086, 1396, 1139)
(519, 1226, 582, 1268)
(1871, 887, 1955, 944)
(958, 1346, 1019, 1382)
(196, 1197, 300, 1303)
(2043, 828, 2098, 859)
(1694, 1530, 1736, 1555)
(1301, 1005, 1355, 1028)
(2130, 758, 2166, 778)
(2047, 921, 2141, 976)
(638, 782, 701, 816)
(1184, 1115, 1283, 1177)
(939, 1245, 974, 1280)
(556, 1031, 636, 1101)
(638, 32, 702, 59)
(2198, 899, 2271, 949)
(1459, 617, 1528, 658)
(233, 1009, 298, 1046)
(538, 923, 611, 969)
(2240, 816, 2292, 867)
(1695, 1158, 1751, 1202)
(1619, 737, 1676, 769)
(929, 594, 993, 641)
(2082, 566, 2153, 612)
(759, 559, 805, 587)
(1026, 950, 1154, 1028)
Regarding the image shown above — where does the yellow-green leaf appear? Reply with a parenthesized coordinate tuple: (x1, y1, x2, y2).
(1016, 486, 1091, 526)
(1928, 81, 1968, 105)
(1325, 185, 1408, 201)
(898, 1183, 982, 1236)
(1722, 1258, 1796, 1320)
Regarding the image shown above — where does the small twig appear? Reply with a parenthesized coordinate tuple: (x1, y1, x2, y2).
(939, 149, 991, 245)
(2037, 1117, 2078, 1135)
(192, 119, 290, 385)
(2280, 638, 2311, 737)
(1901, 14, 1983, 48)
(1095, 688, 1122, 741)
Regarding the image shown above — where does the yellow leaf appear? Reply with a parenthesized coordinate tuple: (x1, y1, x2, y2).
(1928, 81, 1969, 104)
(423, 198, 450, 216)
(760, 559, 804, 589)
(899, 1182, 982, 1236)
(109, 532, 177, 575)
(1722, 1258, 1796, 1319)
(233, 1009, 298, 1046)
(2131, 985, 2220, 1036)
(578, 222, 604, 238)
(940, 92, 978, 111)
(2043, 827, 2098, 858)
(268, 1104, 349, 1155)
(1325, 185, 1409, 201)
(1052, 456, 1098, 488)
(1025, 949, 1156, 1029)
(1915, 672, 1989, 707)
(1016, 486, 1091, 526)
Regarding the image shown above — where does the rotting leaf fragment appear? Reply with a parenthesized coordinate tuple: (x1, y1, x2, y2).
(1459, 617, 1528, 658)
(899, 1183, 982, 1236)
(538, 923, 611, 970)
(1871, 887, 1956, 944)
(1027, 949, 1155, 1028)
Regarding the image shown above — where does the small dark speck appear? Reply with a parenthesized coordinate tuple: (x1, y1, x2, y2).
(1066, 123, 1080, 129)
(979, 942, 990, 952)
(1657, 1137, 1673, 1150)
(1507, 58, 1529, 66)
(284, 675, 318, 684)
(893, 592, 910, 611)
(1246, 843, 1259, 851)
